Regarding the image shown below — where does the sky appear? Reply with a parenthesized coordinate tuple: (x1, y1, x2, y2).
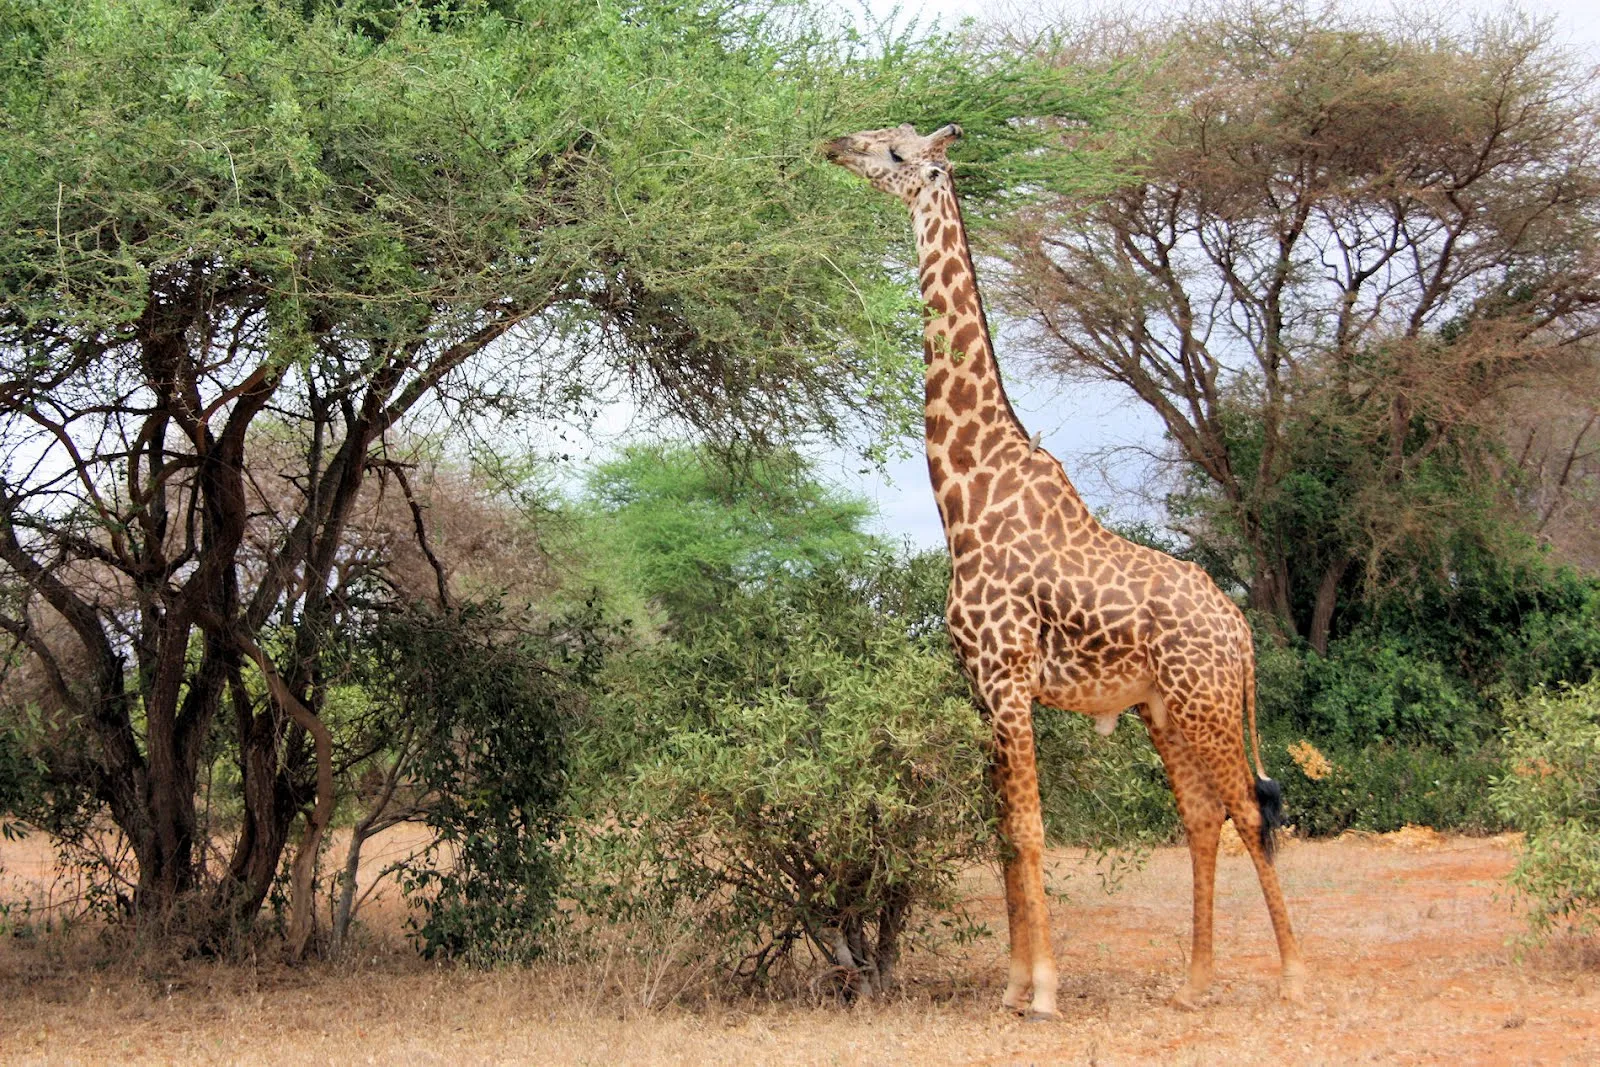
(811, 0, 1600, 551)
(891, 0, 1600, 44)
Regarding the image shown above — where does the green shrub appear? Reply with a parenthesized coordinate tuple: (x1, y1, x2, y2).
(568, 559, 995, 997)
(1302, 633, 1488, 747)
(0, 720, 33, 827)
(1263, 731, 1506, 837)
(364, 602, 601, 964)
(1031, 618, 1508, 843)
(1502, 581, 1600, 695)
(1242, 616, 1507, 835)
(1035, 710, 1181, 849)
(0, 720, 36, 865)
(1492, 680, 1600, 940)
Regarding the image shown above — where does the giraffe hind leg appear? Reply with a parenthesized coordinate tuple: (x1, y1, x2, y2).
(1140, 702, 1223, 1008)
(1193, 719, 1308, 1002)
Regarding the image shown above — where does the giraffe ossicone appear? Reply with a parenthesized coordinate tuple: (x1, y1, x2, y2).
(825, 123, 1307, 1019)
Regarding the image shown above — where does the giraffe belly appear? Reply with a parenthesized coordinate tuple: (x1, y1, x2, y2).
(1035, 666, 1155, 719)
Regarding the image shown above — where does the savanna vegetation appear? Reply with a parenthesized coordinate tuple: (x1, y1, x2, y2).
(1, 0, 1598, 1006)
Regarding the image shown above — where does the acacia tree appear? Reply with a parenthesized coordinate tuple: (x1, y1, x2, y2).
(1502, 375, 1600, 570)
(0, 0, 1117, 947)
(572, 443, 879, 629)
(995, 3, 1600, 651)
(564, 453, 980, 996)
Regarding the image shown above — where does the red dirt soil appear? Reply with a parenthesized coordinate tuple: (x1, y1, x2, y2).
(1, 830, 1596, 1065)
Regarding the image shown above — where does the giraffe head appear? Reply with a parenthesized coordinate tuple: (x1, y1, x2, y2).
(822, 123, 962, 205)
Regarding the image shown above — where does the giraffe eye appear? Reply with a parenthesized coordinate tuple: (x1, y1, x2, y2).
(888, 147, 904, 164)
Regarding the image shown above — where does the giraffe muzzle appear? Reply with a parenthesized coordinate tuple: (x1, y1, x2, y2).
(821, 136, 854, 162)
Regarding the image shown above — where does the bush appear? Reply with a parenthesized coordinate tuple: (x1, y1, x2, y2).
(364, 602, 603, 964)
(568, 557, 995, 998)
(1263, 731, 1506, 837)
(1035, 710, 1180, 850)
(1493, 680, 1600, 940)
(1244, 618, 1507, 835)
(1501, 578, 1600, 696)
(1303, 635, 1488, 747)
(1034, 712, 1506, 848)
(0, 721, 37, 879)
(0, 721, 35, 836)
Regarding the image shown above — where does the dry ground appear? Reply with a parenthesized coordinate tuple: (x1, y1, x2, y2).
(1, 829, 1596, 1065)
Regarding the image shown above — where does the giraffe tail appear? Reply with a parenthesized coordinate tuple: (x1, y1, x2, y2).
(1243, 635, 1284, 862)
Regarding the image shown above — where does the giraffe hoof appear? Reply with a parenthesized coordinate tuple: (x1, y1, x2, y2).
(1024, 1010, 1058, 1024)
(1169, 987, 1203, 1012)
(1280, 961, 1308, 1004)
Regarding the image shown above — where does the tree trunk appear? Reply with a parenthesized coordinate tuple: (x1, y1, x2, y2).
(1308, 555, 1351, 656)
(124, 629, 233, 919)
(231, 632, 334, 961)
(332, 735, 414, 954)
(1247, 554, 1298, 640)
(827, 925, 875, 1000)
(874, 887, 910, 991)
(213, 668, 301, 938)
(330, 831, 366, 955)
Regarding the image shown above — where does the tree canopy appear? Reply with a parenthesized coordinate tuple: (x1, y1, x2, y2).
(573, 443, 879, 628)
(0, 0, 1119, 948)
(994, 2, 1600, 652)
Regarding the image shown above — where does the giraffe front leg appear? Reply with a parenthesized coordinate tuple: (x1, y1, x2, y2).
(999, 853, 1033, 1012)
(991, 756, 1033, 1010)
(990, 696, 1057, 1020)
(985, 758, 1036, 1011)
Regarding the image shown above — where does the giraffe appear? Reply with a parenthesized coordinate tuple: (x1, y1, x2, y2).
(823, 123, 1306, 1020)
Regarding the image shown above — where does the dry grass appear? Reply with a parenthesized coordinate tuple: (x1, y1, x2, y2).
(2, 830, 1598, 1065)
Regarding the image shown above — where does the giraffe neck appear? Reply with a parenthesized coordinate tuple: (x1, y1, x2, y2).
(911, 177, 1027, 493)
